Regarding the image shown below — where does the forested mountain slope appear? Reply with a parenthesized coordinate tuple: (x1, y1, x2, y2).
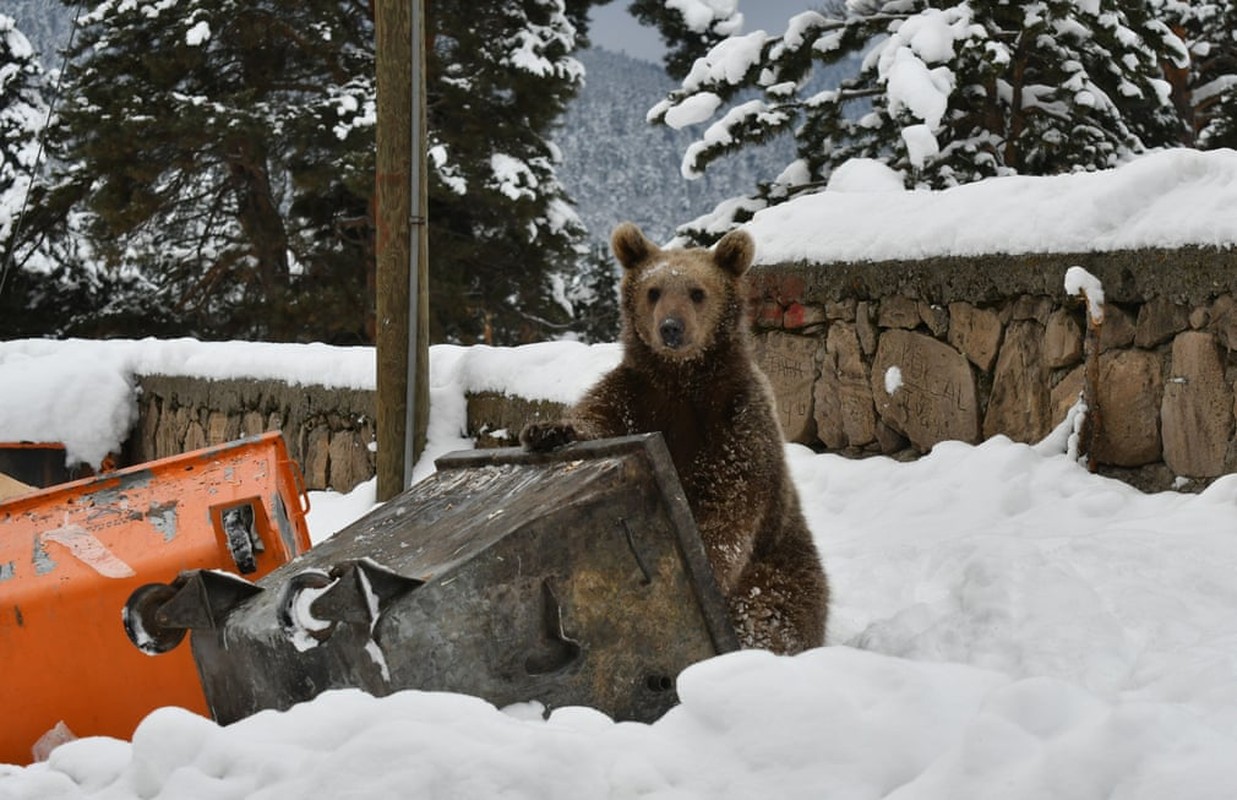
(556, 46, 794, 246)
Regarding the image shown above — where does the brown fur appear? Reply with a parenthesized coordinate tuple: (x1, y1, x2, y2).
(522, 222, 829, 653)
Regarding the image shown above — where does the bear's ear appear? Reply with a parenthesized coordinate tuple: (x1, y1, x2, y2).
(611, 222, 657, 271)
(713, 229, 755, 277)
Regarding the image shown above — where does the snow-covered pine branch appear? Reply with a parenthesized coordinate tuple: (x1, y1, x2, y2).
(650, 0, 1200, 244)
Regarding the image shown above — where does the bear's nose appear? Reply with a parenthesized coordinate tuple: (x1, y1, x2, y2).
(659, 318, 685, 349)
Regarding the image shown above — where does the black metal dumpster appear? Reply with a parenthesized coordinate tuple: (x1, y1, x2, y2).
(126, 433, 738, 724)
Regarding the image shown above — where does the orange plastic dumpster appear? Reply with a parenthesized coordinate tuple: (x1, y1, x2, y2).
(0, 432, 312, 765)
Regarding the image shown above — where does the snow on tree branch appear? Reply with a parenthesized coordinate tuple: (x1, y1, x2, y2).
(648, 0, 1201, 243)
(0, 14, 47, 245)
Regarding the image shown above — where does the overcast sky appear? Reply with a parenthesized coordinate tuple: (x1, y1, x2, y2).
(587, 1, 824, 64)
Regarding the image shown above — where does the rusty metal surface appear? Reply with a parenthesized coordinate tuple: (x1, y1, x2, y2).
(183, 433, 737, 725)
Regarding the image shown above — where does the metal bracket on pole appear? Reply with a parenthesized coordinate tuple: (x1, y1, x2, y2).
(403, 0, 427, 491)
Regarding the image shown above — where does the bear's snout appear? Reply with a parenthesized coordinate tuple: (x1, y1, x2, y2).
(659, 317, 685, 349)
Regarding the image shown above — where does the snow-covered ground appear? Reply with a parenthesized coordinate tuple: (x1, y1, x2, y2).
(3, 149, 1237, 796)
(3, 338, 1237, 798)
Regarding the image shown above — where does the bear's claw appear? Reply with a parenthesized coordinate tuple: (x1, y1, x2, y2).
(519, 422, 578, 452)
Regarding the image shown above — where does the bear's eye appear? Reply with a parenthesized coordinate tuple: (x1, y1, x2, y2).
(647, 287, 661, 303)
(690, 288, 706, 304)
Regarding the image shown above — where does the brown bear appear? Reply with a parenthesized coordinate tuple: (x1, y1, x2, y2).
(521, 222, 828, 654)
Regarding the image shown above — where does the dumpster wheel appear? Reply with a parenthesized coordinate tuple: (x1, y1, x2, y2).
(122, 583, 187, 655)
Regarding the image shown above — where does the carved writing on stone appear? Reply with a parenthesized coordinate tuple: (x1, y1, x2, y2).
(871, 330, 979, 452)
(752, 333, 819, 444)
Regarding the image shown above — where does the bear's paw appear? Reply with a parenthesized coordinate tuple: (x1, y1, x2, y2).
(519, 421, 579, 452)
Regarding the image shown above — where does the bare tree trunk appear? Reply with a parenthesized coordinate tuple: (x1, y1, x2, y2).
(228, 139, 292, 336)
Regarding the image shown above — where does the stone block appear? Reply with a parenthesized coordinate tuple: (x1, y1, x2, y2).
(874, 420, 909, 455)
(304, 425, 331, 490)
(752, 332, 819, 443)
(183, 420, 207, 454)
(1135, 297, 1188, 349)
(1161, 331, 1234, 478)
(206, 410, 236, 445)
(1208, 294, 1237, 350)
(825, 298, 856, 322)
(856, 302, 878, 356)
(814, 323, 876, 449)
(467, 393, 567, 449)
(984, 320, 1051, 443)
(328, 431, 374, 493)
(871, 329, 979, 452)
(1098, 305, 1136, 352)
(1010, 294, 1053, 323)
(174, 405, 193, 440)
(753, 300, 783, 329)
(1044, 308, 1083, 369)
(783, 302, 826, 330)
(1093, 349, 1163, 467)
(918, 301, 949, 338)
(877, 295, 921, 330)
(947, 301, 1002, 371)
(1050, 365, 1085, 425)
(241, 411, 266, 437)
(749, 273, 805, 330)
(153, 407, 179, 460)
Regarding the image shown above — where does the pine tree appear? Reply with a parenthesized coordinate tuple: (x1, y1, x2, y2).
(38, 0, 377, 342)
(627, 0, 743, 80)
(425, 0, 590, 345)
(0, 13, 45, 249)
(649, 0, 1190, 241)
(1154, 1, 1237, 149)
(32, 0, 609, 345)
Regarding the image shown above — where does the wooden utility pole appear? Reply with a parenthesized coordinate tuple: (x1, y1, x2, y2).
(375, 0, 430, 500)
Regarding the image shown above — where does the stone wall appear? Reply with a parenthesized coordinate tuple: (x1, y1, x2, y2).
(746, 247, 1237, 491)
(125, 246, 1237, 495)
(128, 376, 376, 493)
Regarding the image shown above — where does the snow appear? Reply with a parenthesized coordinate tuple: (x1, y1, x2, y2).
(4, 149, 1237, 795)
(879, 13, 960, 128)
(489, 153, 539, 202)
(883, 365, 902, 395)
(183, 20, 209, 47)
(681, 99, 788, 177)
(662, 91, 723, 129)
(746, 147, 1237, 264)
(283, 571, 333, 653)
(667, 0, 741, 34)
(901, 122, 941, 169)
(3, 333, 1237, 795)
(1065, 265, 1106, 325)
(681, 30, 768, 91)
(0, 338, 373, 467)
(826, 157, 905, 192)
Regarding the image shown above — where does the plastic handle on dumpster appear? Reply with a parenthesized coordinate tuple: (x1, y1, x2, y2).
(282, 460, 312, 516)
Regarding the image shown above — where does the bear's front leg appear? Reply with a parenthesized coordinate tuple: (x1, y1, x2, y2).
(519, 421, 579, 452)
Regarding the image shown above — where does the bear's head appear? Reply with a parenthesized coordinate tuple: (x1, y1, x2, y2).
(611, 222, 755, 362)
